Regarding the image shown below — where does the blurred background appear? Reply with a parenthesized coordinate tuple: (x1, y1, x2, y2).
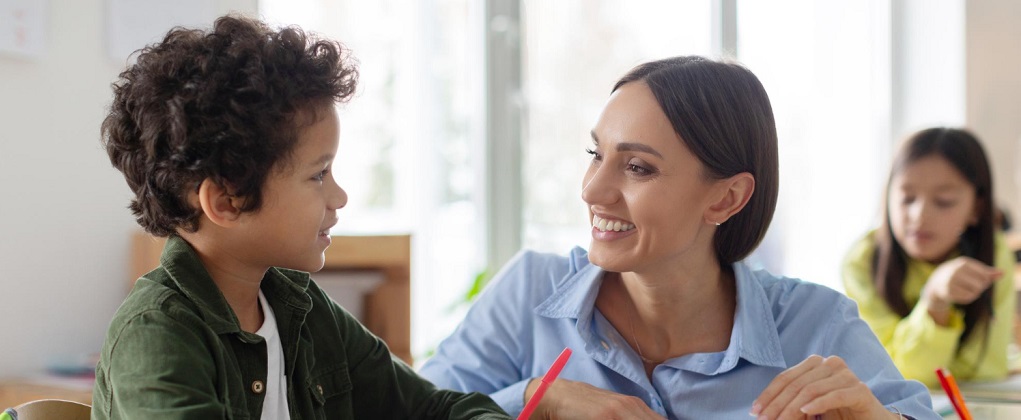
(2, 0, 1021, 380)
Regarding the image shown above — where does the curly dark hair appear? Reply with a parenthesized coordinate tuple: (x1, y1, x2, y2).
(102, 14, 358, 236)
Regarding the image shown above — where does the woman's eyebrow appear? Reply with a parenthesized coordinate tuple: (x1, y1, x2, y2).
(616, 142, 662, 158)
(589, 131, 664, 158)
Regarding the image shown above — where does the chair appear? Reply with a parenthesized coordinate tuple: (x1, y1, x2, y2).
(2, 399, 91, 420)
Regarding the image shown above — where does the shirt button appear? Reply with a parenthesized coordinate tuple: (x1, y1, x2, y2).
(251, 380, 265, 394)
(317, 384, 324, 396)
(600, 340, 610, 350)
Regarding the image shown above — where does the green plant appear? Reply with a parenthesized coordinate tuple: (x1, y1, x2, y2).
(444, 269, 492, 313)
(463, 269, 492, 303)
(417, 269, 494, 364)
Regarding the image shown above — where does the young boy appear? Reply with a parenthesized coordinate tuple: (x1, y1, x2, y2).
(93, 14, 510, 420)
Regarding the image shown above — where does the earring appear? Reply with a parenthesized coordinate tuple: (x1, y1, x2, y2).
(715, 222, 721, 226)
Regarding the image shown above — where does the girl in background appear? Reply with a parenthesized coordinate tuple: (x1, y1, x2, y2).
(843, 127, 1016, 388)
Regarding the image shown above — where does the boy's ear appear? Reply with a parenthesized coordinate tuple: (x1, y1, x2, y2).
(704, 172, 755, 226)
(194, 178, 244, 227)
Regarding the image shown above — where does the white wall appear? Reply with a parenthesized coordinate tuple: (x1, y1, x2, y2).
(0, 0, 256, 378)
(967, 0, 1021, 225)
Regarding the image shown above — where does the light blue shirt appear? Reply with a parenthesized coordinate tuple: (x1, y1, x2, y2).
(419, 247, 938, 419)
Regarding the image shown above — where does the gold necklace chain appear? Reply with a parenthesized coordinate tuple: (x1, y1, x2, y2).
(623, 289, 666, 365)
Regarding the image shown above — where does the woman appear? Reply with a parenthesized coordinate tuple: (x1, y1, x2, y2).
(420, 56, 936, 419)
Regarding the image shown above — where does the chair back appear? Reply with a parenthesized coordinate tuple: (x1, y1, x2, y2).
(9, 399, 90, 420)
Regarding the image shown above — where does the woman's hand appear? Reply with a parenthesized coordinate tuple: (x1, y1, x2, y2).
(523, 377, 664, 420)
(751, 355, 899, 420)
(923, 256, 1001, 324)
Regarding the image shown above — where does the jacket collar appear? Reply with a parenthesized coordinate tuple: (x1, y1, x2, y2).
(159, 235, 312, 336)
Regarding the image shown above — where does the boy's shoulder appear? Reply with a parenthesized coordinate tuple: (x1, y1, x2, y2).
(107, 267, 202, 330)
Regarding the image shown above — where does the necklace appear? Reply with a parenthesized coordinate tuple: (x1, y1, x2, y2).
(623, 289, 666, 365)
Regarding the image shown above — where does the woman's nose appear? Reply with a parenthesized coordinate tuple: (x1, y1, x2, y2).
(581, 164, 618, 206)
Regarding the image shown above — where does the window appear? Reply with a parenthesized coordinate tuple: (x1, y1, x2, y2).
(737, 0, 964, 291)
(260, 0, 485, 359)
(520, 0, 714, 254)
(736, 0, 892, 290)
(261, 0, 966, 360)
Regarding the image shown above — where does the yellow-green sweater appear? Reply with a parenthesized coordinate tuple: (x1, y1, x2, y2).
(842, 230, 1016, 388)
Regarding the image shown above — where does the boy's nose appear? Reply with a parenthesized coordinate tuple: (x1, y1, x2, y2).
(330, 183, 348, 210)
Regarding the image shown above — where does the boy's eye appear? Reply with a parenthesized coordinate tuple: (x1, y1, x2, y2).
(313, 168, 329, 181)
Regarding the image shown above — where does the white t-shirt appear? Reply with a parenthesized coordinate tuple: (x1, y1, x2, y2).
(255, 291, 290, 420)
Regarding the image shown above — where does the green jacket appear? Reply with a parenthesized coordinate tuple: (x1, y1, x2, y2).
(92, 235, 509, 419)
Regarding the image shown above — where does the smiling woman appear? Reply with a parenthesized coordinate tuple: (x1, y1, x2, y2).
(419, 56, 938, 420)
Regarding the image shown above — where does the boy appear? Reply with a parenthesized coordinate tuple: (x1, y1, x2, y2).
(93, 14, 510, 420)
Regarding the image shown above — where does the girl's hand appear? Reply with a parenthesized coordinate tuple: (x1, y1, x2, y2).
(923, 256, 1001, 322)
(523, 377, 664, 420)
(751, 355, 900, 420)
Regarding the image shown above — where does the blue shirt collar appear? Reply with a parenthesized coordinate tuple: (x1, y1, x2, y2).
(534, 247, 786, 372)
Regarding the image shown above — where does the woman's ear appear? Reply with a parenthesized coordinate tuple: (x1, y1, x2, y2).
(194, 178, 244, 228)
(704, 172, 755, 226)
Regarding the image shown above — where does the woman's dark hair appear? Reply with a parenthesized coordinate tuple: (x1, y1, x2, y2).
(873, 127, 995, 346)
(102, 14, 358, 236)
(613, 56, 779, 264)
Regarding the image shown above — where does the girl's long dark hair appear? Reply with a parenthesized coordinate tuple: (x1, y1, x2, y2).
(873, 128, 995, 347)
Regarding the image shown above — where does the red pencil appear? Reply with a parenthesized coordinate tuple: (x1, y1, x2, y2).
(935, 367, 972, 420)
(517, 348, 572, 420)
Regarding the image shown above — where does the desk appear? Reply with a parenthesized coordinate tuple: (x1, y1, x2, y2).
(933, 373, 1021, 418)
(957, 374, 1021, 402)
(0, 378, 92, 410)
(934, 400, 1021, 419)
